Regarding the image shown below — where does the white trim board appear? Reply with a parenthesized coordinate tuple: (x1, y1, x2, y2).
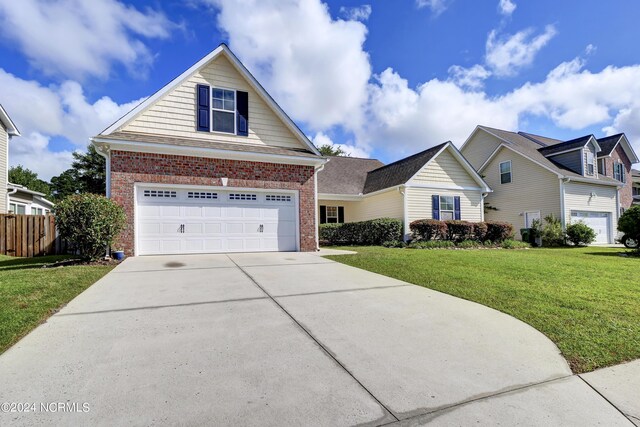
(100, 44, 321, 157)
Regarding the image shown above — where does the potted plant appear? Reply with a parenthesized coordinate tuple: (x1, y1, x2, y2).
(112, 249, 125, 261)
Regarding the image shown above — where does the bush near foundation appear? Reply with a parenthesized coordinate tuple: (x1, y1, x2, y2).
(319, 218, 403, 245)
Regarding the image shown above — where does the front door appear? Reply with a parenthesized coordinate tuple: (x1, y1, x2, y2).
(525, 211, 541, 228)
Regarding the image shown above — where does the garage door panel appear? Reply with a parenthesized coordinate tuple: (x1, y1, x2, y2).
(571, 211, 610, 244)
(137, 187, 298, 255)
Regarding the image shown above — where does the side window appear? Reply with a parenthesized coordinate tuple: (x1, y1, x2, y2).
(499, 161, 512, 184)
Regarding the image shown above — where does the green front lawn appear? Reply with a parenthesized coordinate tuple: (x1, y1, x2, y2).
(0, 255, 114, 354)
(326, 246, 639, 373)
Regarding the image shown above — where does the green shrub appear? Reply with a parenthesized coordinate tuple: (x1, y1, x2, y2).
(410, 219, 447, 241)
(485, 221, 514, 243)
(566, 222, 597, 246)
(457, 240, 481, 248)
(444, 220, 474, 242)
(408, 240, 455, 249)
(501, 239, 531, 249)
(473, 222, 489, 242)
(54, 194, 126, 260)
(618, 206, 640, 250)
(382, 240, 406, 248)
(542, 214, 566, 246)
(319, 218, 403, 246)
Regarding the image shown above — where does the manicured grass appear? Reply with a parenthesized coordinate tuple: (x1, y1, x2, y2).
(326, 246, 640, 373)
(0, 255, 114, 354)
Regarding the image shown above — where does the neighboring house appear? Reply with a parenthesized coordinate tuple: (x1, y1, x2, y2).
(633, 169, 640, 205)
(7, 183, 54, 215)
(461, 125, 639, 244)
(0, 104, 21, 213)
(317, 141, 491, 239)
(92, 44, 325, 256)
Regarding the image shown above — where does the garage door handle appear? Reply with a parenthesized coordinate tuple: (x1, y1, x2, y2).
(180, 224, 185, 233)
(259, 224, 264, 233)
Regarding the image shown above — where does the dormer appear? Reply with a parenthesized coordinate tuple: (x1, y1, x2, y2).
(537, 135, 600, 178)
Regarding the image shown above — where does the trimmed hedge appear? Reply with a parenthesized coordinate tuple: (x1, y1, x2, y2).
(410, 219, 514, 243)
(409, 219, 447, 241)
(444, 220, 474, 242)
(485, 221, 514, 243)
(319, 218, 403, 245)
(566, 222, 596, 246)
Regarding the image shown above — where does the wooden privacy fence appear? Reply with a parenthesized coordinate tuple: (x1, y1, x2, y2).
(0, 214, 58, 257)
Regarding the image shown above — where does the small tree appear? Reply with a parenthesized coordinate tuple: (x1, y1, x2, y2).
(566, 222, 596, 246)
(55, 194, 126, 260)
(542, 214, 565, 246)
(618, 206, 640, 251)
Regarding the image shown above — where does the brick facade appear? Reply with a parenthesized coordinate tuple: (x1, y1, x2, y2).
(110, 150, 317, 255)
(600, 144, 633, 209)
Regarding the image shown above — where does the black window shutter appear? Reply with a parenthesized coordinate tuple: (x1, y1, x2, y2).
(236, 91, 249, 136)
(454, 196, 461, 220)
(432, 195, 440, 220)
(319, 206, 327, 224)
(338, 207, 345, 223)
(196, 84, 210, 132)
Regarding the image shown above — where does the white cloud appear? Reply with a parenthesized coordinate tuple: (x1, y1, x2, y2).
(498, 0, 516, 16)
(0, 69, 144, 180)
(485, 25, 557, 77)
(448, 64, 491, 90)
(206, 0, 371, 130)
(415, 0, 452, 16)
(312, 132, 370, 158)
(585, 44, 597, 55)
(0, 0, 178, 80)
(339, 4, 371, 21)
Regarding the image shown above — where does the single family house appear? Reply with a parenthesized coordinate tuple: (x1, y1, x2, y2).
(93, 44, 326, 256)
(7, 183, 54, 215)
(317, 141, 491, 240)
(0, 104, 21, 213)
(461, 125, 639, 244)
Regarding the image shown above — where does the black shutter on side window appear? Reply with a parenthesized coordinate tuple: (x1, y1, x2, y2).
(432, 195, 440, 220)
(196, 84, 210, 132)
(454, 196, 461, 220)
(338, 207, 345, 223)
(236, 91, 249, 136)
(319, 206, 327, 224)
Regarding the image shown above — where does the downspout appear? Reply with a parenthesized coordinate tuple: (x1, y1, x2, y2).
(93, 142, 111, 198)
(6, 186, 17, 212)
(314, 163, 325, 251)
(480, 192, 488, 222)
(399, 186, 408, 241)
(560, 177, 570, 230)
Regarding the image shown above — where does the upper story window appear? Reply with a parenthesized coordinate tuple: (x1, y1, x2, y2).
(614, 162, 626, 183)
(212, 88, 235, 134)
(598, 158, 606, 175)
(586, 151, 595, 176)
(499, 160, 512, 184)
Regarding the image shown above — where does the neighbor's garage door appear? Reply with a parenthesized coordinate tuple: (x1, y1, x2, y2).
(571, 211, 611, 244)
(136, 187, 298, 255)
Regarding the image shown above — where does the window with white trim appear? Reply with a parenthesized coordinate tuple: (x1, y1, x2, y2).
(266, 195, 292, 202)
(614, 162, 626, 183)
(9, 203, 26, 214)
(31, 207, 44, 215)
(187, 191, 217, 199)
(586, 151, 595, 175)
(439, 196, 455, 220)
(499, 160, 512, 184)
(143, 190, 177, 198)
(229, 193, 257, 201)
(212, 88, 235, 134)
(326, 206, 339, 223)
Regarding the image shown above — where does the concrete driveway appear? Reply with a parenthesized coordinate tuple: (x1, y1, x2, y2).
(0, 252, 632, 426)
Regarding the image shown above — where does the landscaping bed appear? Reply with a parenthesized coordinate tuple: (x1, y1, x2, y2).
(325, 245, 640, 373)
(0, 255, 115, 354)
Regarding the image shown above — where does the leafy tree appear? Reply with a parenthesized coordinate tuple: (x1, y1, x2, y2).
(8, 165, 51, 198)
(317, 143, 348, 156)
(50, 145, 105, 199)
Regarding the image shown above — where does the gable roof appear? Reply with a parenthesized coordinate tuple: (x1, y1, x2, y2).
(0, 104, 20, 136)
(362, 143, 449, 194)
(517, 131, 561, 147)
(596, 133, 639, 163)
(476, 126, 621, 186)
(537, 134, 599, 156)
(98, 43, 320, 156)
(317, 156, 384, 195)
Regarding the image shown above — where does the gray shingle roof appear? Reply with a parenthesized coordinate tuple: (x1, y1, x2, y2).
(596, 134, 624, 156)
(317, 156, 384, 195)
(478, 126, 620, 186)
(517, 131, 562, 147)
(537, 135, 593, 156)
(363, 142, 449, 194)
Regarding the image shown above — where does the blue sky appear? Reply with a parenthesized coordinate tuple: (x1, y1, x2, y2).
(1, 0, 639, 180)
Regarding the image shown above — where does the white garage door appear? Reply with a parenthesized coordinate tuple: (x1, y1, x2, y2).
(136, 186, 298, 255)
(571, 211, 610, 244)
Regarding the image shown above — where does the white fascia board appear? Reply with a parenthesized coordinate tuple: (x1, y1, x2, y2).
(405, 183, 489, 192)
(566, 176, 622, 188)
(7, 183, 45, 197)
(405, 143, 450, 184)
(99, 44, 321, 156)
(317, 193, 363, 201)
(586, 135, 601, 153)
(92, 137, 327, 167)
(459, 125, 482, 153)
(545, 146, 584, 157)
(444, 143, 492, 191)
(0, 104, 20, 136)
(619, 135, 640, 163)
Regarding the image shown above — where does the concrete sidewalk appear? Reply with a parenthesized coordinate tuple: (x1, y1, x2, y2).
(0, 252, 633, 426)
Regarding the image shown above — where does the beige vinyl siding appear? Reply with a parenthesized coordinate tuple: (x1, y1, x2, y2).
(563, 181, 618, 241)
(460, 129, 502, 170)
(318, 189, 403, 224)
(405, 187, 482, 223)
(482, 147, 561, 239)
(121, 55, 305, 150)
(0, 124, 7, 213)
(411, 149, 478, 188)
